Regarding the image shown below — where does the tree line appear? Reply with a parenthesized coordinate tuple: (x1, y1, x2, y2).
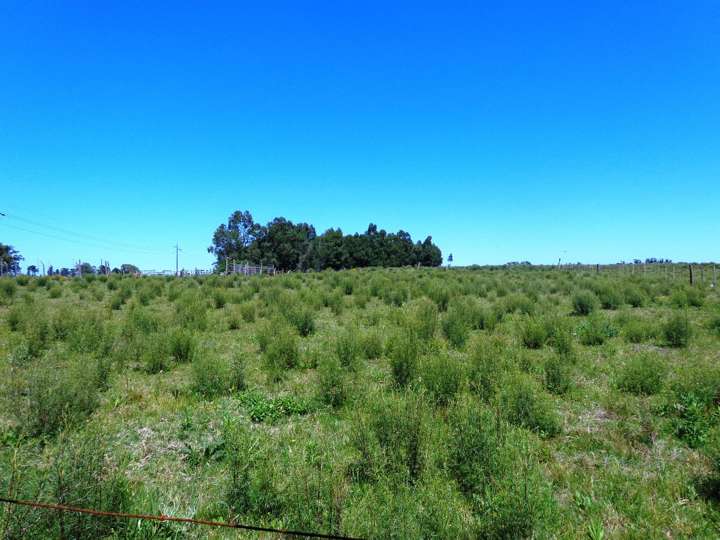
(207, 210, 443, 272)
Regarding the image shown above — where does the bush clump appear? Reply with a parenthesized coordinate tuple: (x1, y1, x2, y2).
(500, 373, 561, 436)
(11, 352, 106, 436)
(388, 331, 420, 387)
(335, 327, 361, 369)
(572, 290, 598, 316)
(577, 313, 618, 346)
(616, 352, 667, 395)
(350, 391, 427, 483)
(519, 316, 549, 349)
(263, 325, 299, 380)
(317, 355, 347, 408)
(287, 305, 315, 337)
(420, 353, 464, 405)
(544, 355, 572, 394)
(663, 312, 692, 348)
(442, 305, 470, 349)
(622, 317, 658, 344)
(597, 285, 623, 310)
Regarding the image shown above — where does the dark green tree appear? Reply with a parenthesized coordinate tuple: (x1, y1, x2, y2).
(120, 263, 140, 274)
(208, 210, 262, 271)
(0, 243, 23, 275)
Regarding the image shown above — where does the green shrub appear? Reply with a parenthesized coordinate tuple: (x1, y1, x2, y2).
(13, 352, 105, 436)
(475, 431, 558, 539)
(442, 306, 470, 349)
(578, 313, 618, 346)
(317, 355, 346, 408)
(616, 352, 667, 395)
(237, 391, 311, 423)
(663, 312, 692, 348)
(335, 326, 361, 369)
(447, 396, 558, 537)
(409, 297, 438, 341)
(227, 308, 242, 330)
(572, 290, 598, 316)
(3, 433, 132, 538)
(672, 392, 712, 448)
(142, 333, 171, 373)
(447, 396, 500, 494)
(709, 312, 720, 336)
(212, 289, 227, 309)
(624, 286, 646, 308)
(420, 353, 464, 405)
(519, 316, 549, 349)
(361, 329, 384, 360)
(671, 286, 704, 308)
(224, 421, 262, 517)
(622, 317, 658, 343)
(239, 301, 256, 323)
(500, 373, 561, 436)
(48, 285, 62, 299)
(174, 292, 208, 330)
(428, 284, 451, 311)
(350, 391, 427, 483)
(231, 352, 247, 391)
(0, 278, 17, 301)
(544, 355, 572, 394)
(597, 285, 623, 310)
(263, 325, 299, 380)
(168, 328, 195, 362)
(549, 324, 575, 360)
(192, 349, 232, 398)
(388, 331, 419, 387)
(287, 306, 315, 337)
(467, 335, 514, 400)
(6, 302, 30, 331)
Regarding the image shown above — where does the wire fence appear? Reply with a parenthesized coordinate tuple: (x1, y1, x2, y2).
(0, 496, 362, 539)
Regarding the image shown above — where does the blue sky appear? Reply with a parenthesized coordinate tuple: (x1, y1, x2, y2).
(1, 1, 718, 271)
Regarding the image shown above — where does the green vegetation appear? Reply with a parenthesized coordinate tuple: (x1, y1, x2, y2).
(1, 266, 719, 538)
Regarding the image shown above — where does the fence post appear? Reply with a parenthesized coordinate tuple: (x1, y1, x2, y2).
(689, 264, 694, 286)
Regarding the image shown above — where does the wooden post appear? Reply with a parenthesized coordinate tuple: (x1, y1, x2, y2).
(596, 264, 599, 274)
(689, 264, 694, 286)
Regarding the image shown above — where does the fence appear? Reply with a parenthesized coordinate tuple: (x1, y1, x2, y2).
(227, 261, 276, 276)
(549, 263, 717, 287)
(0, 496, 360, 539)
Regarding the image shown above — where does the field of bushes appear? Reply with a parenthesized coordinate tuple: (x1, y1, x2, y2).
(1, 266, 719, 538)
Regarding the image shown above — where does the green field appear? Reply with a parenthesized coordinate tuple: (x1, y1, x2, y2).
(1, 267, 720, 538)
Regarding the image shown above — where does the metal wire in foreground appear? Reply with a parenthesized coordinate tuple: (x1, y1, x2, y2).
(0, 496, 362, 539)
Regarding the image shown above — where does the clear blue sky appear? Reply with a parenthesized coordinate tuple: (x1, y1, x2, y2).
(1, 1, 718, 271)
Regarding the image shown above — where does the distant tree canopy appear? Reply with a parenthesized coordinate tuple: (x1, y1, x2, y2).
(208, 210, 442, 272)
(120, 263, 141, 274)
(0, 243, 23, 275)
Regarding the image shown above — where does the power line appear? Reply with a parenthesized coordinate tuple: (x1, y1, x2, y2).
(0, 222, 159, 256)
(0, 496, 362, 539)
(2, 212, 165, 254)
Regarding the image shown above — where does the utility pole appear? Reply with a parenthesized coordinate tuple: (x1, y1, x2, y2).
(0, 212, 5, 276)
(175, 243, 182, 276)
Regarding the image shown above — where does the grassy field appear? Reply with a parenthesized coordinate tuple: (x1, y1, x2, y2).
(1, 267, 719, 538)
